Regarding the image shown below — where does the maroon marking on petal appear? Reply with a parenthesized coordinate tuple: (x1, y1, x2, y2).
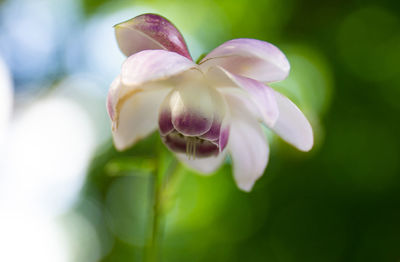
(200, 120, 222, 141)
(162, 132, 219, 157)
(196, 142, 219, 157)
(162, 133, 187, 154)
(158, 110, 174, 135)
(219, 126, 230, 151)
(136, 14, 192, 60)
(172, 113, 212, 136)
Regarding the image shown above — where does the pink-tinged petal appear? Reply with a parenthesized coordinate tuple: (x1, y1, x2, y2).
(218, 124, 230, 151)
(121, 50, 197, 87)
(115, 13, 191, 59)
(176, 150, 227, 174)
(224, 93, 269, 192)
(112, 86, 170, 151)
(271, 91, 314, 151)
(206, 66, 279, 127)
(200, 38, 290, 83)
(106, 76, 121, 121)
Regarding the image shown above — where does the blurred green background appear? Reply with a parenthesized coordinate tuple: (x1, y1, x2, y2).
(0, 0, 399, 261)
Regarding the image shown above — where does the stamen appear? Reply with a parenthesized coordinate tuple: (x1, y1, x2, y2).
(185, 137, 198, 160)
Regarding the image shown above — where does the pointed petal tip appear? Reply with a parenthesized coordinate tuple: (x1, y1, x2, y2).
(112, 127, 143, 151)
(112, 137, 129, 151)
(237, 180, 255, 192)
(271, 90, 315, 153)
(226, 95, 269, 194)
(112, 131, 146, 152)
(297, 133, 314, 152)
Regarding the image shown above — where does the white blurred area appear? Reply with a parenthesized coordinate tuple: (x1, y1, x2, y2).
(1, 96, 95, 214)
(0, 57, 105, 261)
(0, 0, 119, 258)
(0, 56, 12, 144)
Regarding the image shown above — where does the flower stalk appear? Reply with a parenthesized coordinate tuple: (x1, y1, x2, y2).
(145, 151, 180, 262)
(145, 171, 161, 262)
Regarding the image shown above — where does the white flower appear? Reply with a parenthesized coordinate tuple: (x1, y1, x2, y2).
(107, 14, 313, 191)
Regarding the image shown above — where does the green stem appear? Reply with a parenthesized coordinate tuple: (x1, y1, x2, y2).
(149, 175, 161, 261)
(145, 157, 179, 262)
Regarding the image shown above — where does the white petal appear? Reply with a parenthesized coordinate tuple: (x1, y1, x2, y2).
(106, 76, 121, 121)
(169, 83, 214, 136)
(206, 66, 279, 126)
(200, 38, 290, 83)
(121, 50, 197, 87)
(224, 93, 269, 192)
(217, 87, 262, 122)
(176, 151, 227, 174)
(168, 71, 227, 137)
(112, 87, 170, 151)
(114, 14, 192, 59)
(271, 90, 314, 151)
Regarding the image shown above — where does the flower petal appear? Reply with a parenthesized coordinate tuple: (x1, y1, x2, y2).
(271, 91, 314, 151)
(218, 123, 230, 151)
(106, 76, 121, 122)
(206, 66, 279, 127)
(115, 13, 191, 59)
(199, 84, 229, 141)
(158, 91, 175, 136)
(112, 84, 170, 151)
(224, 93, 269, 192)
(176, 150, 227, 174)
(121, 50, 197, 87)
(169, 84, 214, 136)
(167, 73, 227, 137)
(200, 38, 290, 83)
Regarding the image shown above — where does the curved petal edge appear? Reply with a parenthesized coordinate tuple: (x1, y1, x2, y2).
(112, 87, 170, 151)
(206, 66, 279, 127)
(224, 92, 269, 192)
(115, 13, 192, 59)
(121, 50, 197, 87)
(200, 38, 290, 83)
(272, 91, 314, 152)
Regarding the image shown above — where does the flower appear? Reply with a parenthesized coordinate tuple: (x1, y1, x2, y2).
(107, 14, 313, 191)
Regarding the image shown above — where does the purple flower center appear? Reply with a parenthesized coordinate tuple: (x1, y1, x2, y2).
(162, 131, 219, 158)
